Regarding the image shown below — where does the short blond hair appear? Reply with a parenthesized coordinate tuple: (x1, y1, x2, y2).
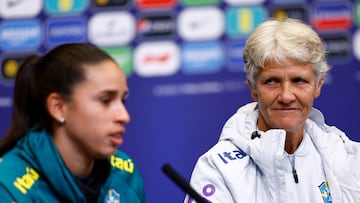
(243, 18, 331, 84)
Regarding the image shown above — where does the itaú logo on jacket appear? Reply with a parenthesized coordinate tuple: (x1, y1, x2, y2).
(217, 149, 247, 164)
(110, 156, 134, 173)
(14, 167, 39, 194)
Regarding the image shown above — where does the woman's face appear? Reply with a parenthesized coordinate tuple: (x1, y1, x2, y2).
(62, 60, 130, 158)
(248, 58, 323, 133)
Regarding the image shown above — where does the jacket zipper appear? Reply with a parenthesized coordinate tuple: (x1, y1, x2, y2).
(292, 167, 299, 183)
(289, 155, 299, 184)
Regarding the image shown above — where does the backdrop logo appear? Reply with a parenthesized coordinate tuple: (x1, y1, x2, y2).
(93, 0, 128, 7)
(224, 0, 265, 6)
(136, 0, 176, 9)
(226, 6, 267, 38)
(137, 14, 175, 39)
(270, 0, 304, 4)
(88, 12, 135, 46)
(45, 0, 88, 15)
(353, 29, 360, 61)
(0, 20, 42, 52)
(134, 41, 180, 77)
(182, 42, 224, 74)
(355, 0, 360, 27)
(270, 5, 308, 23)
(46, 18, 86, 48)
(178, 6, 224, 41)
(181, 0, 220, 6)
(311, 2, 352, 31)
(226, 41, 246, 72)
(0, 0, 42, 19)
(102, 47, 133, 76)
(0, 55, 28, 86)
(321, 34, 351, 64)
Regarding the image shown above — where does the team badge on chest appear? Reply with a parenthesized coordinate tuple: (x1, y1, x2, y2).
(105, 189, 120, 203)
(319, 181, 332, 203)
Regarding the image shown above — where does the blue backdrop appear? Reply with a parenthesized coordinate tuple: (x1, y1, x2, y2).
(1, 0, 360, 202)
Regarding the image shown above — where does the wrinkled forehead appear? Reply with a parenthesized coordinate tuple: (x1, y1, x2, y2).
(263, 57, 308, 68)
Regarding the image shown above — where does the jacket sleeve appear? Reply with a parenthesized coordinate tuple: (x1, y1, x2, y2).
(319, 124, 360, 202)
(130, 163, 147, 203)
(184, 150, 235, 203)
(337, 139, 360, 202)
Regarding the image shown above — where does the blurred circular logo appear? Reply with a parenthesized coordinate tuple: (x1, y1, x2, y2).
(3, 59, 19, 79)
(1, 55, 27, 86)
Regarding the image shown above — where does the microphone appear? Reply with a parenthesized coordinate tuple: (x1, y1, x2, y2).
(161, 163, 209, 203)
(251, 131, 261, 140)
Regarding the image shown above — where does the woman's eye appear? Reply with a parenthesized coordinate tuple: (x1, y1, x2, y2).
(265, 78, 277, 85)
(293, 78, 306, 84)
(101, 98, 111, 104)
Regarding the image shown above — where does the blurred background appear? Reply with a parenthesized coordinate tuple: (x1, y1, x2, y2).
(0, 0, 359, 202)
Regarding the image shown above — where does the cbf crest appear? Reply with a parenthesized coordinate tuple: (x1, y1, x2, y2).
(319, 181, 332, 203)
(104, 189, 120, 203)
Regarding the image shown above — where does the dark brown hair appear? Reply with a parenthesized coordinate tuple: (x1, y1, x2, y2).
(0, 43, 115, 155)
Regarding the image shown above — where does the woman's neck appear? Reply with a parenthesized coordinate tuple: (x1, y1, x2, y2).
(52, 128, 95, 177)
(284, 131, 304, 154)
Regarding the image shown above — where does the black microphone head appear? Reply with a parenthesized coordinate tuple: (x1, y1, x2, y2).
(251, 131, 261, 140)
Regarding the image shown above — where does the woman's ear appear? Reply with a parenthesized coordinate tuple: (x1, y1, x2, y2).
(47, 93, 66, 124)
(247, 80, 258, 100)
(314, 77, 324, 99)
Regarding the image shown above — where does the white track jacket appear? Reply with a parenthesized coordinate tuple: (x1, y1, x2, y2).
(185, 102, 360, 203)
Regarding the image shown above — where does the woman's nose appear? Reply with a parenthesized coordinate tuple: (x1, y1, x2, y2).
(114, 103, 130, 124)
(278, 83, 295, 103)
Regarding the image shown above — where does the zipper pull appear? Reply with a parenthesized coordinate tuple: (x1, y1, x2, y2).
(292, 168, 299, 184)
